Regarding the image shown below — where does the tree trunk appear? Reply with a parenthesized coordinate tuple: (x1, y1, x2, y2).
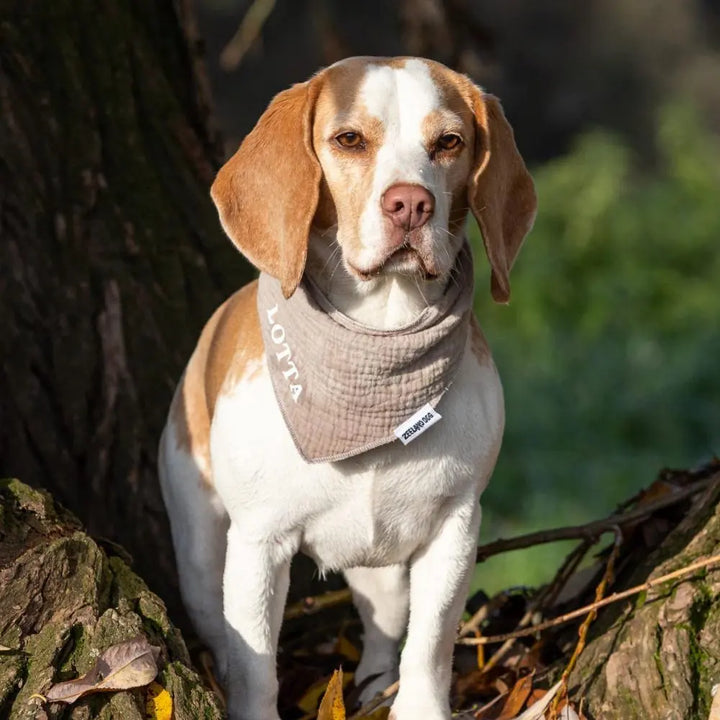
(0, 478, 223, 719)
(568, 478, 720, 719)
(0, 0, 251, 623)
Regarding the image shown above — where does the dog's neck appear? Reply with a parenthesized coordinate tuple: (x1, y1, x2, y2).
(305, 233, 448, 331)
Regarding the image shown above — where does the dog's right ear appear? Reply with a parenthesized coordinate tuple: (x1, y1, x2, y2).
(211, 77, 323, 298)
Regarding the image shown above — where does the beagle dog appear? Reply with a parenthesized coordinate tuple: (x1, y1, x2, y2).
(159, 56, 536, 720)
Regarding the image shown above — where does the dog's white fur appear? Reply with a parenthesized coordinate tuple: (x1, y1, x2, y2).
(159, 56, 536, 720)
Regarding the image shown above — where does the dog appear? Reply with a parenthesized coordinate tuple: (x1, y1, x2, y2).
(159, 56, 536, 720)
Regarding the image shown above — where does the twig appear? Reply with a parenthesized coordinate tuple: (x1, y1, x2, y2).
(475, 475, 716, 562)
(457, 552, 720, 645)
(458, 592, 508, 638)
(347, 680, 399, 719)
(219, 0, 277, 71)
(284, 588, 352, 621)
(481, 538, 593, 673)
(547, 527, 622, 719)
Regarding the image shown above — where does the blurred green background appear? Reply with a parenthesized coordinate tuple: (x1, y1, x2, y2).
(473, 104, 720, 592)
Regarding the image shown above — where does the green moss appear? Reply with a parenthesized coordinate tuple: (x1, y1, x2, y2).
(109, 555, 149, 603)
(652, 624, 669, 701)
(160, 662, 223, 720)
(685, 584, 715, 718)
(0, 654, 26, 715)
(635, 589, 647, 609)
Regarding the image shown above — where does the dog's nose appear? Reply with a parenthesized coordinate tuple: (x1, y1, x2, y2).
(381, 184, 435, 231)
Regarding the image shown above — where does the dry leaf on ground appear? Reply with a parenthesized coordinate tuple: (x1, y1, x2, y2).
(145, 680, 173, 720)
(508, 680, 563, 720)
(709, 684, 720, 720)
(318, 668, 346, 720)
(46, 636, 160, 704)
(557, 704, 581, 720)
(495, 673, 535, 719)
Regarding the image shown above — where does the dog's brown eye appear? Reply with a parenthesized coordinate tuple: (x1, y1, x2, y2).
(437, 134, 462, 151)
(335, 131, 364, 149)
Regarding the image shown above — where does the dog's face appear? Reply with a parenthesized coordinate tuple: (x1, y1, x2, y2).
(311, 58, 475, 282)
(211, 56, 536, 302)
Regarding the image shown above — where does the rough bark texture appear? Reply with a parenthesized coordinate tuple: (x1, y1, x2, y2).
(0, 478, 223, 719)
(569, 481, 720, 719)
(0, 0, 251, 623)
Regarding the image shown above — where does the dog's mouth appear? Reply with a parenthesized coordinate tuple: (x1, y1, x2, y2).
(348, 246, 438, 281)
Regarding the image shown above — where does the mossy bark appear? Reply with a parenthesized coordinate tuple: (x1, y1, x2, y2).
(569, 483, 720, 719)
(0, 0, 252, 622)
(0, 478, 223, 719)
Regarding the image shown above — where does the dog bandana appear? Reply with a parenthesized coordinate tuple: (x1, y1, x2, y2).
(257, 242, 474, 463)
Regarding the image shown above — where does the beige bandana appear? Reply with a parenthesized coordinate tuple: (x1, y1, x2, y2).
(257, 242, 474, 463)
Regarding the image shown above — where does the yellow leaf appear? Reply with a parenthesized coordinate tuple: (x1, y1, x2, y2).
(297, 677, 333, 714)
(317, 668, 345, 720)
(335, 634, 361, 663)
(145, 681, 173, 720)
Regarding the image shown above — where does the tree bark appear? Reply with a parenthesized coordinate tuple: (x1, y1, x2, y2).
(0, 478, 223, 719)
(568, 478, 720, 719)
(0, 0, 251, 623)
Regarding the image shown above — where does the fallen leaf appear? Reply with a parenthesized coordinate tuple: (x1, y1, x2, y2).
(454, 665, 516, 704)
(557, 704, 581, 720)
(145, 681, 172, 720)
(318, 668, 345, 720)
(505, 680, 563, 720)
(335, 633, 361, 663)
(495, 673, 534, 719)
(709, 683, 720, 720)
(46, 636, 160, 704)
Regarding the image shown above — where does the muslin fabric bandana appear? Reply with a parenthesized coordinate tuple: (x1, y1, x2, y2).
(257, 242, 474, 463)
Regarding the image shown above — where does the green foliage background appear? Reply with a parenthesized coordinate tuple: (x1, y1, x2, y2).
(470, 104, 720, 593)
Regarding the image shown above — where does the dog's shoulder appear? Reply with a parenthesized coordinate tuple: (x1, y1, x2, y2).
(167, 281, 263, 462)
(203, 281, 264, 415)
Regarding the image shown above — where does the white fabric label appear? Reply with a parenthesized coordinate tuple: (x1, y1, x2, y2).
(393, 403, 442, 445)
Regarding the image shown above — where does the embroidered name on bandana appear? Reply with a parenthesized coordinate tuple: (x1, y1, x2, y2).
(257, 242, 475, 463)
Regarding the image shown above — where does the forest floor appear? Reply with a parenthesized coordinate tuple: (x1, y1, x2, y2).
(2, 459, 719, 720)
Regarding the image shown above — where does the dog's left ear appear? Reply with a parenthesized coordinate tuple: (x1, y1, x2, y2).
(468, 90, 537, 304)
(211, 77, 323, 298)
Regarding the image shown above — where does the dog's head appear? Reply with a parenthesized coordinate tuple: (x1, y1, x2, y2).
(211, 57, 536, 303)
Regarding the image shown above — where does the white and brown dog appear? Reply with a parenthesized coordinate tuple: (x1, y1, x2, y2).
(159, 56, 536, 720)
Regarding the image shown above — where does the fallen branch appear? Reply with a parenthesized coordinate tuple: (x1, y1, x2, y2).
(547, 527, 622, 719)
(219, 0, 277, 70)
(475, 474, 717, 561)
(479, 537, 594, 673)
(347, 680, 399, 719)
(284, 588, 352, 621)
(457, 552, 720, 645)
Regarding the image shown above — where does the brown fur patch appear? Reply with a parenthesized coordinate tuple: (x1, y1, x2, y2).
(169, 281, 263, 485)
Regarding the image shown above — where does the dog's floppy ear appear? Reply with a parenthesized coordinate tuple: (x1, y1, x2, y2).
(211, 78, 323, 298)
(468, 90, 537, 303)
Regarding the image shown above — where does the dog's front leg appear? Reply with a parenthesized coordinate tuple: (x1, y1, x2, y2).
(391, 498, 481, 720)
(223, 523, 296, 720)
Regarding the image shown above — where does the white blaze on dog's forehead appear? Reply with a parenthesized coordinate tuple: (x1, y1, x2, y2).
(359, 59, 441, 142)
(355, 59, 447, 271)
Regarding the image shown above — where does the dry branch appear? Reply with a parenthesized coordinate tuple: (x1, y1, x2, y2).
(457, 552, 720, 646)
(475, 473, 717, 560)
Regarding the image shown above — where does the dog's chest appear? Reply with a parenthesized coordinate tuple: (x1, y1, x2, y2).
(210, 342, 503, 571)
